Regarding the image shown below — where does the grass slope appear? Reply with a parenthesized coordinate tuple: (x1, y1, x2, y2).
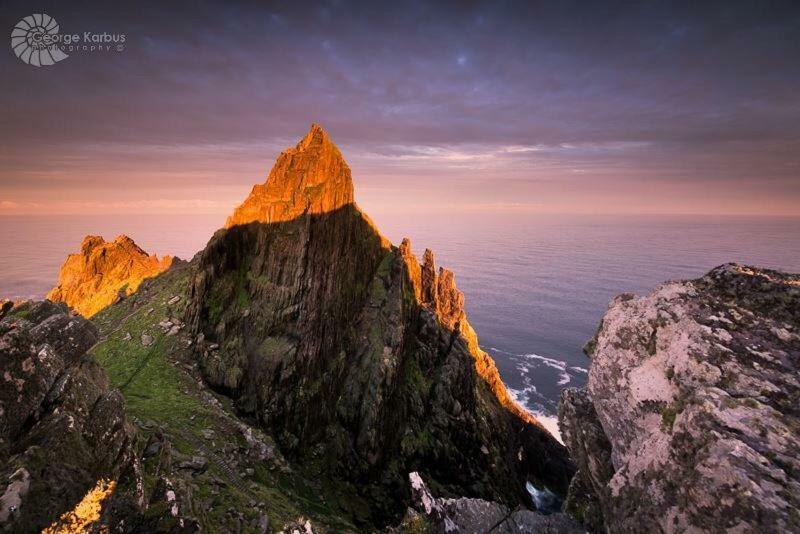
(90, 263, 359, 532)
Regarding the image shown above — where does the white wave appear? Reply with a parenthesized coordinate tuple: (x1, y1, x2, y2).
(526, 481, 561, 513)
(490, 347, 588, 387)
(507, 386, 536, 404)
(517, 353, 573, 385)
(521, 353, 567, 370)
(507, 388, 563, 444)
(531, 411, 563, 444)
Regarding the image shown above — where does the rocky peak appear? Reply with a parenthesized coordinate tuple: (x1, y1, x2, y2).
(81, 234, 143, 256)
(398, 238, 538, 426)
(189, 127, 572, 525)
(48, 235, 172, 317)
(420, 249, 438, 308)
(80, 235, 105, 254)
(225, 123, 355, 227)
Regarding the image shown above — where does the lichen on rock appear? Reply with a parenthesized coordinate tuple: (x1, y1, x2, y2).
(0, 301, 137, 532)
(559, 264, 800, 533)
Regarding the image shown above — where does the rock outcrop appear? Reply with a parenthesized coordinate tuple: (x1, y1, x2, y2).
(188, 124, 572, 525)
(47, 235, 173, 317)
(0, 300, 137, 532)
(398, 239, 535, 426)
(559, 264, 800, 532)
(394, 471, 583, 533)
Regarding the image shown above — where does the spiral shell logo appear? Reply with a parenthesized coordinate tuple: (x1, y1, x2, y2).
(10, 13, 69, 66)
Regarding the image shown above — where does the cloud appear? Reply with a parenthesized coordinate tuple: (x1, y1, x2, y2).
(0, 197, 231, 216)
(0, 0, 798, 215)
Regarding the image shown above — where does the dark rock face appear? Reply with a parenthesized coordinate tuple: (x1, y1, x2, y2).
(558, 389, 613, 532)
(187, 125, 572, 524)
(559, 264, 800, 533)
(0, 301, 137, 532)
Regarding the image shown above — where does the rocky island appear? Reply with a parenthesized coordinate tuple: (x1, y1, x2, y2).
(0, 125, 797, 533)
(1, 125, 574, 532)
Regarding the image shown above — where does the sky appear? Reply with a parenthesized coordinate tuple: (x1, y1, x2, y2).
(1, 0, 799, 217)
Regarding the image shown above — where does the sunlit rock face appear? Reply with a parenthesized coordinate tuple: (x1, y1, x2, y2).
(559, 264, 800, 533)
(225, 123, 355, 228)
(397, 238, 541, 427)
(47, 235, 172, 317)
(188, 124, 573, 524)
(0, 301, 136, 532)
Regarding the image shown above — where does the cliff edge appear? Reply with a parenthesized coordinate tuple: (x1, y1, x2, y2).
(559, 264, 800, 532)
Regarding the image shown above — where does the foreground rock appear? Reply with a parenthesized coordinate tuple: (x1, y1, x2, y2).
(0, 301, 137, 532)
(48, 234, 173, 317)
(559, 264, 800, 532)
(188, 124, 572, 525)
(394, 472, 583, 533)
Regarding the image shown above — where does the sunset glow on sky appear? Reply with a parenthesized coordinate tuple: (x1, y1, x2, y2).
(1, 1, 798, 216)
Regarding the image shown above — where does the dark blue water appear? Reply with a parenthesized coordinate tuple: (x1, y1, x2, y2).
(375, 213, 800, 438)
(2, 213, 799, 439)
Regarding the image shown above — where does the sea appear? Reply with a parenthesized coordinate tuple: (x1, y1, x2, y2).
(2, 212, 799, 441)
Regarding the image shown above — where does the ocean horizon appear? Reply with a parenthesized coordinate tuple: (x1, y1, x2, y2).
(3, 211, 798, 440)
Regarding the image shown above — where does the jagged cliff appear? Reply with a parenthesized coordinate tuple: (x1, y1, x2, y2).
(559, 264, 800, 533)
(48, 235, 173, 318)
(187, 124, 572, 523)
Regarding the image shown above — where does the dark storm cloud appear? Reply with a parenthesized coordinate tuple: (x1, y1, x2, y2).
(0, 0, 799, 211)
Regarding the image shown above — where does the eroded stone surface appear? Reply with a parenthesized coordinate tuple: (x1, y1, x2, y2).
(559, 264, 800, 533)
(0, 301, 137, 532)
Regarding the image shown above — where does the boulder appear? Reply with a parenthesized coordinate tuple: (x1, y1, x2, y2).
(0, 301, 137, 532)
(395, 471, 583, 533)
